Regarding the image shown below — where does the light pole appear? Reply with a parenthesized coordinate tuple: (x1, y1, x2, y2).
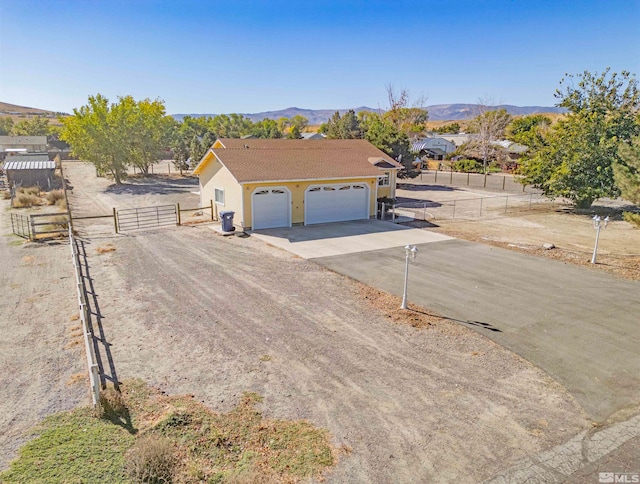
(591, 215, 609, 264)
(400, 244, 418, 309)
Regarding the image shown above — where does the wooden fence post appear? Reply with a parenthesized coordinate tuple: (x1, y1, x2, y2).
(177, 203, 181, 225)
(29, 215, 35, 241)
(210, 200, 214, 221)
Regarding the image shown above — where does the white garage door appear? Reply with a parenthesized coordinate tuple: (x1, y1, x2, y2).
(305, 183, 370, 225)
(252, 188, 291, 229)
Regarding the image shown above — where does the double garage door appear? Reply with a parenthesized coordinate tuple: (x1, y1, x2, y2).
(251, 183, 370, 229)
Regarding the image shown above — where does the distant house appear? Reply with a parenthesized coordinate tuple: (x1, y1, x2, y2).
(300, 132, 326, 140)
(0, 136, 48, 161)
(4, 159, 56, 189)
(491, 140, 529, 159)
(411, 137, 457, 160)
(193, 138, 402, 230)
(437, 134, 474, 148)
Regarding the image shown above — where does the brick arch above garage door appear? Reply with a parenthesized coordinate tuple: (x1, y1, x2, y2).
(304, 183, 370, 225)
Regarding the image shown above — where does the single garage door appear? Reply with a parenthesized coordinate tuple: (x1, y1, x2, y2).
(305, 183, 370, 225)
(252, 188, 291, 229)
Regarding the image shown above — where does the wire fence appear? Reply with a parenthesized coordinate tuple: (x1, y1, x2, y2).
(413, 170, 538, 193)
(381, 192, 564, 223)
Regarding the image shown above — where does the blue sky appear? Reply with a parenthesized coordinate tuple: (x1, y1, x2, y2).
(1, 0, 639, 115)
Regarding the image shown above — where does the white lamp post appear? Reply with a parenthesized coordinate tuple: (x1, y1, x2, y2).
(591, 215, 609, 264)
(400, 244, 418, 309)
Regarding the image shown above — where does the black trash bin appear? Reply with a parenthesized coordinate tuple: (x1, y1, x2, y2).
(220, 211, 235, 232)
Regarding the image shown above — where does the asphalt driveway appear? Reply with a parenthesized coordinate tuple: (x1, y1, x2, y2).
(313, 238, 640, 422)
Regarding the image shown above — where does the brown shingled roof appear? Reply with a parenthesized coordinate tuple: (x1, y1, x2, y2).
(200, 138, 401, 183)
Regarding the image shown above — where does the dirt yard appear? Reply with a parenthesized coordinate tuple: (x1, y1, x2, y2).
(0, 162, 598, 481)
(0, 203, 85, 470)
(396, 183, 640, 281)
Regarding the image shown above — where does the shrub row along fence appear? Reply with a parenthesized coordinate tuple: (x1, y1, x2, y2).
(69, 226, 101, 406)
(380, 192, 565, 223)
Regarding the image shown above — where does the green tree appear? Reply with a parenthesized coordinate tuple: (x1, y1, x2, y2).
(519, 69, 640, 208)
(287, 124, 302, 139)
(362, 112, 417, 178)
(289, 115, 308, 132)
(211, 114, 253, 138)
(614, 136, 640, 226)
(12, 116, 50, 136)
(434, 122, 460, 134)
(61, 94, 174, 184)
(129, 97, 174, 174)
(383, 84, 428, 134)
(320, 110, 363, 139)
(507, 114, 551, 148)
(0, 117, 14, 135)
(61, 94, 129, 184)
(466, 108, 511, 168)
(250, 118, 282, 138)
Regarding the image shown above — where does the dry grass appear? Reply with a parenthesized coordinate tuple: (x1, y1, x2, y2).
(44, 215, 69, 232)
(66, 373, 86, 386)
(125, 435, 178, 484)
(96, 244, 116, 254)
(436, 227, 640, 281)
(355, 282, 445, 328)
(45, 189, 65, 205)
(20, 186, 41, 196)
(12, 192, 42, 208)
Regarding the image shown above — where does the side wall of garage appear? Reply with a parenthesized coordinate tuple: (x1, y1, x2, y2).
(241, 177, 378, 229)
(198, 154, 243, 221)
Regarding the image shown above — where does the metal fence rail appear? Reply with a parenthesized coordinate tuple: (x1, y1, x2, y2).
(116, 204, 177, 231)
(69, 226, 100, 406)
(10, 213, 31, 239)
(414, 170, 536, 193)
(383, 193, 564, 222)
(29, 212, 69, 238)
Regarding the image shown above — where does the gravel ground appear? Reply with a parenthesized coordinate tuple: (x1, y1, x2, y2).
(0, 163, 592, 482)
(395, 182, 640, 281)
(83, 226, 588, 482)
(0, 201, 86, 470)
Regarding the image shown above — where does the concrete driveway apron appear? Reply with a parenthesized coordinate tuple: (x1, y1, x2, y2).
(250, 219, 452, 258)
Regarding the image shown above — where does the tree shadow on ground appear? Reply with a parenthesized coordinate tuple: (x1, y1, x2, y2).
(397, 183, 458, 192)
(105, 176, 198, 196)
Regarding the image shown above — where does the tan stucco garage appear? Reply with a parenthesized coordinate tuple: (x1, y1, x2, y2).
(193, 138, 402, 230)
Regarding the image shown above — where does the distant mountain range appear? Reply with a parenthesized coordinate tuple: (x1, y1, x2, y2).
(172, 104, 565, 124)
(0, 101, 64, 116)
(0, 100, 565, 124)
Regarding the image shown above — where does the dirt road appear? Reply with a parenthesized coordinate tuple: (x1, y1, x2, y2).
(53, 162, 590, 482)
(0, 203, 85, 469)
